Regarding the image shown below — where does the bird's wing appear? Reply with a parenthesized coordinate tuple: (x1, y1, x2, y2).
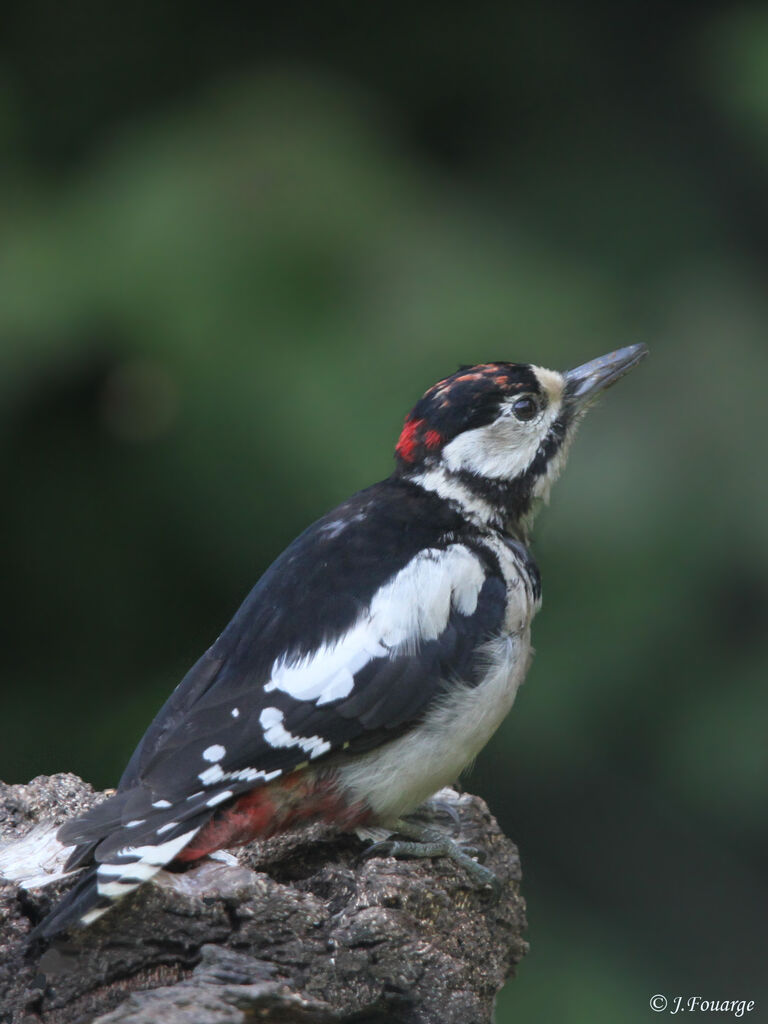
(60, 533, 507, 859)
(49, 499, 509, 937)
(140, 541, 505, 800)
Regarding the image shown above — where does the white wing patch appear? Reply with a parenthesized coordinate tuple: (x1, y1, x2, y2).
(263, 545, 486, 706)
(259, 706, 332, 759)
(265, 627, 376, 704)
(229, 766, 281, 783)
(198, 763, 226, 785)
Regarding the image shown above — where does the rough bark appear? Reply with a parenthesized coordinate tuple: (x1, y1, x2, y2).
(0, 774, 527, 1024)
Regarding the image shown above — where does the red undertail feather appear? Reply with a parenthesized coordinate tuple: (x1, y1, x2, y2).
(175, 771, 371, 863)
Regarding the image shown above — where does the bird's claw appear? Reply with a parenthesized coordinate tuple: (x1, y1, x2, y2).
(422, 796, 462, 828)
(362, 820, 502, 899)
(361, 839, 397, 860)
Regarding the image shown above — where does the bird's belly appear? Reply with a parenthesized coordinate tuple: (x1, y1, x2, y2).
(335, 629, 531, 824)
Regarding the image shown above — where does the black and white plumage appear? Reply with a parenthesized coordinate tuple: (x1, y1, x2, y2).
(35, 344, 646, 939)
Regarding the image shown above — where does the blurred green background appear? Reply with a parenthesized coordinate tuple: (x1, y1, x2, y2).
(2, 3, 767, 1020)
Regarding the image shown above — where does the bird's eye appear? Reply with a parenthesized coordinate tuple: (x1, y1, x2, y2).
(512, 396, 539, 422)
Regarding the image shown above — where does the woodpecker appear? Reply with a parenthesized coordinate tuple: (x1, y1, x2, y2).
(35, 344, 646, 939)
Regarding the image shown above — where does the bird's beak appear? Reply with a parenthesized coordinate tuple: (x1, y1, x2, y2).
(564, 343, 648, 408)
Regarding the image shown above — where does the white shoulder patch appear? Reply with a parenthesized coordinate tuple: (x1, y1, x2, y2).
(263, 545, 486, 706)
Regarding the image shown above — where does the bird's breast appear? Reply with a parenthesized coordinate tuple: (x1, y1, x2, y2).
(335, 628, 532, 824)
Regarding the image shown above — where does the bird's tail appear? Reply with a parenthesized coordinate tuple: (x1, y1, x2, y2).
(32, 776, 263, 940)
(32, 814, 204, 940)
(32, 867, 105, 940)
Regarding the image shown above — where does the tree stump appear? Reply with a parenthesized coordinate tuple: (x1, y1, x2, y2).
(0, 774, 527, 1024)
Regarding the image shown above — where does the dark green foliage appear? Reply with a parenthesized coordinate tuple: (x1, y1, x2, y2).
(1, 5, 767, 1019)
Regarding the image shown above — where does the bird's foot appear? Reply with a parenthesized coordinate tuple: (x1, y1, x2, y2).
(362, 817, 501, 897)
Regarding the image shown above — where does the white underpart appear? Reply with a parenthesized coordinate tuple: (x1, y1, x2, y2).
(264, 545, 486, 703)
(259, 706, 331, 759)
(337, 631, 532, 823)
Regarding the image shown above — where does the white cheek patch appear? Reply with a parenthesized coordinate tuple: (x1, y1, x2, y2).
(442, 420, 542, 479)
(262, 545, 485, 706)
(441, 387, 564, 481)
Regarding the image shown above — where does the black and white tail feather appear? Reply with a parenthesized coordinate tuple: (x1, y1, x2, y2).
(33, 800, 206, 938)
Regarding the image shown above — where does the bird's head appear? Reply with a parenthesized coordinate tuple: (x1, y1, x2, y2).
(396, 344, 647, 535)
